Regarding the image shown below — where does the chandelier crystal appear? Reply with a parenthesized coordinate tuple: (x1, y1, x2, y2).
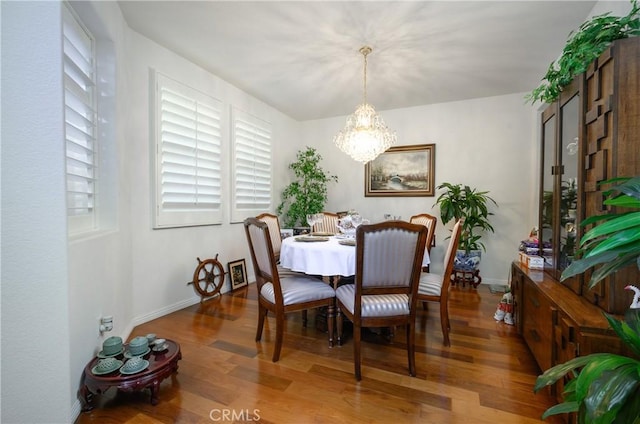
(334, 46, 397, 163)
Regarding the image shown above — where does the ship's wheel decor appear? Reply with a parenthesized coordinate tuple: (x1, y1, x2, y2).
(189, 254, 225, 300)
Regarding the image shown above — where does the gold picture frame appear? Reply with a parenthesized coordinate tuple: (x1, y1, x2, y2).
(365, 144, 435, 197)
(228, 259, 248, 290)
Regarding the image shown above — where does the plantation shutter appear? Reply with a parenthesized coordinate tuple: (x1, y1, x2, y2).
(154, 72, 223, 228)
(231, 108, 272, 222)
(63, 4, 97, 233)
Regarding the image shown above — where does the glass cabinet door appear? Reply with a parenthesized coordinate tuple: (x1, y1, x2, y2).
(539, 106, 556, 272)
(558, 94, 579, 272)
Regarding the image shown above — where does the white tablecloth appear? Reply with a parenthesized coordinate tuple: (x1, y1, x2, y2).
(279, 235, 430, 277)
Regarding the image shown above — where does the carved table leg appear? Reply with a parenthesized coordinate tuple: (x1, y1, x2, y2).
(149, 379, 160, 405)
(79, 385, 95, 412)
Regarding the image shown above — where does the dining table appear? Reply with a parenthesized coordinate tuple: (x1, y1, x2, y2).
(279, 233, 430, 288)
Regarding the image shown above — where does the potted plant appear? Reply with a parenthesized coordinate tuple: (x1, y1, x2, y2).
(433, 182, 497, 271)
(276, 147, 338, 229)
(534, 176, 640, 423)
(526, 0, 639, 104)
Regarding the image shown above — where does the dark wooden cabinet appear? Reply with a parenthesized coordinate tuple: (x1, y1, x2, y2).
(581, 37, 640, 314)
(516, 38, 640, 423)
(537, 37, 640, 316)
(512, 262, 624, 375)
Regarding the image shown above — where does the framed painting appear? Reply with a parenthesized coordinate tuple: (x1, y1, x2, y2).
(365, 143, 435, 197)
(228, 259, 248, 290)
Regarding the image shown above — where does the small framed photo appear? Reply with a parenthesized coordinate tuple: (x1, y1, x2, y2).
(228, 259, 248, 290)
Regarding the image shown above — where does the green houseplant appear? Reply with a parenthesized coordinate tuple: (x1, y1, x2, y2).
(433, 182, 497, 271)
(534, 176, 640, 424)
(526, 0, 639, 104)
(276, 147, 338, 228)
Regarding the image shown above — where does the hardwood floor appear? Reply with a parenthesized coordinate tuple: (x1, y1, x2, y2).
(76, 284, 563, 423)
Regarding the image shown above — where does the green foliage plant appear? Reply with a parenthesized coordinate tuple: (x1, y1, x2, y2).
(526, 0, 639, 104)
(433, 182, 497, 253)
(534, 176, 640, 424)
(561, 176, 640, 289)
(276, 147, 338, 228)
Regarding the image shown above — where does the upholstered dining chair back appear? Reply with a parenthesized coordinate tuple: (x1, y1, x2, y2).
(409, 213, 437, 272)
(255, 213, 283, 261)
(245, 218, 280, 292)
(244, 217, 336, 362)
(409, 213, 437, 252)
(335, 220, 427, 380)
(416, 219, 462, 346)
(314, 212, 339, 234)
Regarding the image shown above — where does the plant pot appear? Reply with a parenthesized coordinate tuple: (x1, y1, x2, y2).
(454, 250, 482, 272)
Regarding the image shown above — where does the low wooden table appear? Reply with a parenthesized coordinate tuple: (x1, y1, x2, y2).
(451, 269, 481, 288)
(79, 339, 181, 411)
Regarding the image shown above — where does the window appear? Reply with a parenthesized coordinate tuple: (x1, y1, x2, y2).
(153, 72, 223, 228)
(231, 108, 272, 223)
(63, 4, 97, 234)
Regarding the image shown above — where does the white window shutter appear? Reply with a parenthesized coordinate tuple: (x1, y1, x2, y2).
(153, 72, 223, 228)
(63, 4, 97, 234)
(231, 108, 272, 222)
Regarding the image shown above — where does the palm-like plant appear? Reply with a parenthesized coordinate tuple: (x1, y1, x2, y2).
(534, 176, 640, 423)
(434, 182, 497, 253)
(561, 177, 640, 288)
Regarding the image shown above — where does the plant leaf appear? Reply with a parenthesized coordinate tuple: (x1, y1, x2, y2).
(587, 252, 640, 288)
(534, 354, 616, 392)
(606, 314, 640, 357)
(574, 355, 640, 403)
(580, 212, 640, 243)
(541, 401, 580, 420)
(583, 228, 640, 258)
(584, 366, 640, 423)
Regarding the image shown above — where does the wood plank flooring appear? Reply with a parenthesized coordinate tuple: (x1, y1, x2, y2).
(76, 284, 563, 424)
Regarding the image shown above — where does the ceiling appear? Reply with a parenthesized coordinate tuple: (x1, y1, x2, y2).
(117, 1, 598, 121)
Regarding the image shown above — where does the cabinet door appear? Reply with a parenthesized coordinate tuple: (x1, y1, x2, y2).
(557, 89, 581, 294)
(522, 280, 554, 371)
(538, 78, 581, 288)
(539, 104, 556, 274)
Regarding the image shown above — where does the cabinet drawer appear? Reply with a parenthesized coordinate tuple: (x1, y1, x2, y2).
(522, 281, 554, 371)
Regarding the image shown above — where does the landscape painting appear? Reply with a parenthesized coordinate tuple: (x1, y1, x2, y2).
(365, 144, 435, 197)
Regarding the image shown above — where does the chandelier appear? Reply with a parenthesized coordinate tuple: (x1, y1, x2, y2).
(334, 46, 397, 163)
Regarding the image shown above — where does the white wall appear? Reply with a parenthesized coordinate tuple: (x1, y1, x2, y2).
(1, 2, 71, 423)
(300, 93, 539, 283)
(0, 0, 626, 422)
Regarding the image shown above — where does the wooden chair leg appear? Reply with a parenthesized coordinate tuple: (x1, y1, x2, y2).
(336, 308, 343, 346)
(256, 305, 267, 341)
(440, 300, 450, 347)
(354, 323, 362, 381)
(302, 310, 308, 327)
(272, 312, 285, 362)
(327, 304, 335, 348)
(407, 322, 416, 377)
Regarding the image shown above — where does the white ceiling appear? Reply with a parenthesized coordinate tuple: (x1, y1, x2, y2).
(117, 1, 598, 121)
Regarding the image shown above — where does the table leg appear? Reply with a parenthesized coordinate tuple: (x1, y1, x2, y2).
(79, 385, 95, 412)
(149, 380, 160, 405)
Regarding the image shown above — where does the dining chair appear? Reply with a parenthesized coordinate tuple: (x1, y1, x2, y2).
(416, 219, 462, 347)
(409, 213, 437, 272)
(335, 220, 427, 380)
(313, 212, 340, 234)
(244, 217, 336, 362)
(255, 213, 284, 261)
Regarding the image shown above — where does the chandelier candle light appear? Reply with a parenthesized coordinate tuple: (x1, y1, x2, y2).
(334, 46, 397, 163)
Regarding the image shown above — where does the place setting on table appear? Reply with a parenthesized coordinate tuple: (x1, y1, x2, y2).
(279, 213, 395, 285)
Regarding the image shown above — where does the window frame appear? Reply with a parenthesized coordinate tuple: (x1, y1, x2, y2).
(230, 107, 273, 223)
(152, 71, 224, 229)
